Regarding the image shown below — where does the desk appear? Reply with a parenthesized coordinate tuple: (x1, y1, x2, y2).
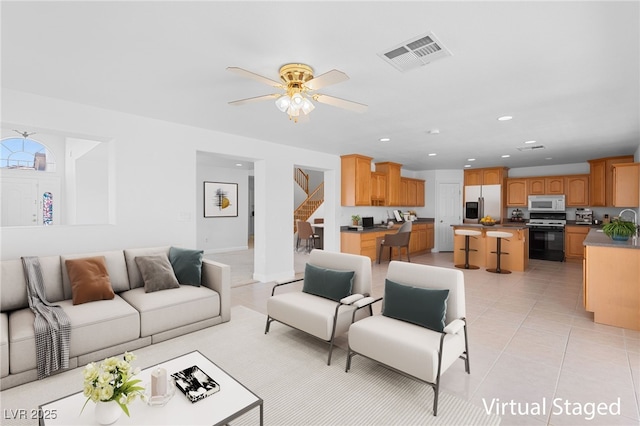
(311, 223, 324, 249)
(340, 221, 434, 261)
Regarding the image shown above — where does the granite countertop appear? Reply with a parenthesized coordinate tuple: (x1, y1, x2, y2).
(451, 223, 529, 230)
(565, 221, 605, 229)
(341, 218, 434, 233)
(583, 228, 640, 249)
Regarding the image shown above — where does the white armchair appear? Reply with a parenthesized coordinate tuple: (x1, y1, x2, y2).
(345, 261, 470, 416)
(265, 250, 373, 365)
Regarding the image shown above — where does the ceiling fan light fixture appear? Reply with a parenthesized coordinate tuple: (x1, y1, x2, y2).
(287, 106, 300, 117)
(301, 97, 315, 114)
(291, 93, 304, 108)
(275, 95, 291, 112)
(229, 63, 367, 122)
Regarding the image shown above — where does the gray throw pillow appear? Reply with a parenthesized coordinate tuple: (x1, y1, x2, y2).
(302, 263, 354, 302)
(169, 246, 204, 286)
(135, 254, 180, 293)
(382, 279, 449, 332)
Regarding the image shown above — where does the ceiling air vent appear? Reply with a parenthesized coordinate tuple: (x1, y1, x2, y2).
(516, 145, 546, 151)
(378, 32, 452, 72)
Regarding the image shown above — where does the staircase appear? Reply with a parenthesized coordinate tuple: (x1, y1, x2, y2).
(294, 168, 324, 231)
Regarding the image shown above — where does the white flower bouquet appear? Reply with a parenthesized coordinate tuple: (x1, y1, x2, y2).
(81, 351, 144, 417)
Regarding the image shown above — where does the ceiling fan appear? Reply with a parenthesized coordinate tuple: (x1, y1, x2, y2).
(227, 63, 367, 122)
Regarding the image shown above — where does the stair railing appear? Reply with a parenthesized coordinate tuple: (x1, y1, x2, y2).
(294, 168, 309, 195)
(294, 182, 324, 231)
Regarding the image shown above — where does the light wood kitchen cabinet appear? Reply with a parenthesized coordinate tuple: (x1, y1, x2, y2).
(400, 177, 425, 206)
(370, 172, 387, 206)
(410, 223, 427, 253)
(584, 237, 640, 330)
(612, 163, 639, 207)
(546, 177, 564, 194)
(425, 223, 434, 249)
(565, 175, 590, 206)
(464, 167, 508, 187)
(464, 169, 483, 186)
(528, 178, 545, 195)
(565, 225, 590, 261)
(399, 178, 408, 206)
(588, 155, 634, 206)
(528, 176, 563, 195)
(506, 178, 528, 206)
(407, 178, 417, 206)
(375, 162, 402, 206)
(416, 180, 425, 207)
(483, 168, 506, 185)
(341, 154, 372, 206)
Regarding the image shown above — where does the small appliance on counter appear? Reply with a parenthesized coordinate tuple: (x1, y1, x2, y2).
(510, 209, 525, 222)
(575, 208, 593, 225)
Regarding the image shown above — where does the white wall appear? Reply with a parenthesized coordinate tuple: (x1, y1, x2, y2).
(1, 89, 340, 282)
(508, 163, 589, 177)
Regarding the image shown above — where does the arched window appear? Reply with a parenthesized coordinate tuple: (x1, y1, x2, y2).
(1, 137, 55, 171)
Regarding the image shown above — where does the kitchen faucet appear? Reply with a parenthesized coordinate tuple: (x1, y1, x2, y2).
(618, 208, 639, 237)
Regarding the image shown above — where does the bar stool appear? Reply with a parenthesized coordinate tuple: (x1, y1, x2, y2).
(454, 229, 482, 269)
(486, 231, 513, 274)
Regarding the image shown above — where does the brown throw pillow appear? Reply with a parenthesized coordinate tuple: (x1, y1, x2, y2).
(135, 254, 180, 293)
(66, 256, 115, 305)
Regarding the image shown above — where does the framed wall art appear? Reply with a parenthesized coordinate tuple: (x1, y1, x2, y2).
(204, 181, 238, 218)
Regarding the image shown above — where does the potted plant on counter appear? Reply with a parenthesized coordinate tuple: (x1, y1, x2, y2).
(351, 215, 361, 226)
(602, 218, 637, 242)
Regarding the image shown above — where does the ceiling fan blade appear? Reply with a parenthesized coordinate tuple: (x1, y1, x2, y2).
(314, 94, 368, 113)
(228, 94, 280, 106)
(305, 69, 349, 91)
(227, 67, 283, 88)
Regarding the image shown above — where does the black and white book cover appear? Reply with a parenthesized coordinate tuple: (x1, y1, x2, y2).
(171, 365, 220, 403)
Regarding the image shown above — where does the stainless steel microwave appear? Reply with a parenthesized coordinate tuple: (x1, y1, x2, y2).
(528, 195, 566, 212)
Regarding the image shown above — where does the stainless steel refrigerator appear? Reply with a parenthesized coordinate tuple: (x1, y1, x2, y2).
(464, 185, 501, 223)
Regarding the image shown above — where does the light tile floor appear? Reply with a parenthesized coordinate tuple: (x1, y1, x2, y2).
(228, 250, 640, 426)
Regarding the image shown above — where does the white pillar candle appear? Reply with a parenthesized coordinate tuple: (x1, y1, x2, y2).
(151, 367, 167, 396)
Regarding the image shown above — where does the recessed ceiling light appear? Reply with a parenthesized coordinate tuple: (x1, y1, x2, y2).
(467, 158, 475, 161)
(524, 140, 536, 144)
(464, 165, 471, 168)
(235, 163, 243, 167)
(497, 115, 513, 121)
(427, 129, 440, 135)
(379, 137, 391, 142)
(545, 157, 553, 160)
(501, 154, 510, 158)
(428, 153, 437, 156)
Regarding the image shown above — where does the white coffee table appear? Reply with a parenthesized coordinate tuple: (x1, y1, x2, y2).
(38, 350, 263, 425)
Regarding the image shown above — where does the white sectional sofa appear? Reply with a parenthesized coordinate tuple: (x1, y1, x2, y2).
(0, 246, 230, 390)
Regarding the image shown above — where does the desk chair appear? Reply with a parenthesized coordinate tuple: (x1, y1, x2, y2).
(296, 220, 320, 253)
(377, 221, 412, 264)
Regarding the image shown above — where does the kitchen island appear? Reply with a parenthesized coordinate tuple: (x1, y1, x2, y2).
(583, 229, 640, 330)
(452, 223, 529, 272)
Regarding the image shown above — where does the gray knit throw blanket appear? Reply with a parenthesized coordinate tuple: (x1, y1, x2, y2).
(21, 256, 71, 379)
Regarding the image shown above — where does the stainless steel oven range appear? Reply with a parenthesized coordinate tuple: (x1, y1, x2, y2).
(526, 212, 566, 261)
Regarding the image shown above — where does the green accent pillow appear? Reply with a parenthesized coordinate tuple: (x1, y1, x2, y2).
(135, 254, 180, 293)
(302, 263, 355, 302)
(169, 247, 204, 286)
(382, 279, 449, 332)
